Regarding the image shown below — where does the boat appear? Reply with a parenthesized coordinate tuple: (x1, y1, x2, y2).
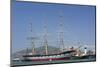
(20, 12, 95, 61)
(22, 50, 76, 61)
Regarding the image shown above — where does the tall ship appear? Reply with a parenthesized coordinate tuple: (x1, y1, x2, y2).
(19, 12, 95, 61)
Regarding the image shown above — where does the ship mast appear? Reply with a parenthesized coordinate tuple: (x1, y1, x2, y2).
(59, 11, 65, 52)
(27, 22, 35, 55)
(43, 18, 48, 55)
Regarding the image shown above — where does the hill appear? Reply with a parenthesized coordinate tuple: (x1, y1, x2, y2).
(12, 46, 60, 59)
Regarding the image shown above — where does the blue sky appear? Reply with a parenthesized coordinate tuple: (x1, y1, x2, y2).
(12, 1, 96, 52)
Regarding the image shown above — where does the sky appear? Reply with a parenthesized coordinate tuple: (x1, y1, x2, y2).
(11, 1, 96, 53)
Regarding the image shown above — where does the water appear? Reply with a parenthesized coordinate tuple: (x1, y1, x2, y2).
(11, 58, 96, 66)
